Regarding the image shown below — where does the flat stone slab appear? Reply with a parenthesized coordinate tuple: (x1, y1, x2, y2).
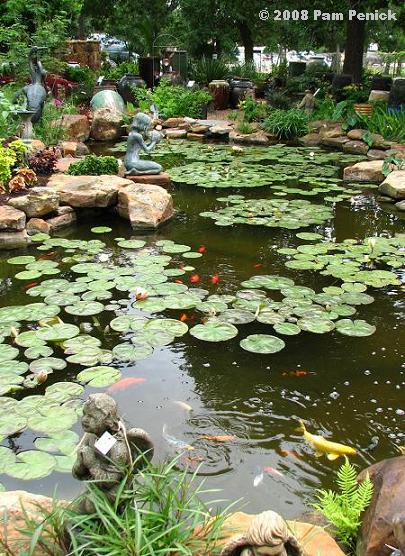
(126, 173, 171, 187)
(48, 174, 132, 208)
(379, 170, 405, 200)
(164, 128, 187, 139)
(0, 230, 30, 249)
(229, 130, 269, 145)
(343, 160, 385, 182)
(8, 187, 59, 217)
(343, 140, 369, 155)
(118, 183, 174, 229)
(55, 157, 78, 173)
(0, 205, 26, 231)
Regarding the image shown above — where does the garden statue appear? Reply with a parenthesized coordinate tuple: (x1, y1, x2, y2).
(72, 393, 154, 513)
(392, 513, 405, 555)
(13, 47, 47, 123)
(220, 511, 302, 556)
(297, 89, 315, 114)
(124, 112, 163, 175)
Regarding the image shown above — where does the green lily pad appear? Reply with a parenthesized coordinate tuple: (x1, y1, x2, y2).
(54, 454, 75, 473)
(0, 360, 28, 374)
(134, 330, 174, 347)
(28, 406, 79, 433)
(298, 317, 335, 334)
(144, 318, 188, 337)
(15, 270, 42, 280)
(77, 366, 122, 387)
(0, 344, 19, 362)
(217, 309, 256, 325)
(36, 324, 80, 342)
(117, 239, 146, 249)
(240, 334, 285, 354)
(335, 319, 376, 337)
(273, 323, 301, 335)
(45, 382, 84, 403)
(65, 301, 104, 316)
(296, 232, 323, 241)
(6, 451, 55, 480)
(91, 227, 112, 233)
(0, 446, 16, 471)
(35, 430, 79, 455)
(25, 345, 54, 359)
(112, 342, 153, 362)
(190, 321, 238, 342)
(110, 315, 148, 333)
(0, 413, 27, 437)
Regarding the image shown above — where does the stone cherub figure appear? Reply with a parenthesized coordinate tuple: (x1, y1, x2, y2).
(124, 112, 163, 176)
(13, 46, 47, 123)
(221, 511, 302, 556)
(72, 393, 154, 513)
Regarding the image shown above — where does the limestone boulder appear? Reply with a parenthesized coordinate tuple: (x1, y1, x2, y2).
(0, 205, 26, 231)
(395, 200, 405, 211)
(28, 139, 46, 153)
(367, 149, 389, 160)
(190, 124, 210, 134)
(187, 132, 205, 141)
(209, 124, 233, 136)
(309, 119, 338, 132)
(60, 141, 90, 157)
(369, 90, 390, 103)
(26, 218, 51, 234)
(356, 457, 405, 556)
(298, 133, 321, 147)
(343, 160, 385, 182)
(127, 173, 171, 187)
(0, 490, 66, 555)
(378, 170, 405, 200)
(51, 114, 90, 142)
(47, 174, 132, 208)
(343, 140, 369, 155)
(47, 206, 77, 231)
(320, 125, 344, 139)
(90, 107, 124, 141)
(0, 230, 30, 249)
(321, 136, 349, 149)
(347, 129, 367, 141)
(163, 117, 187, 128)
(164, 128, 187, 139)
(117, 183, 174, 229)
(229, 130, 269, 145)
(55, 156, 78, 173)
(8, 187, 59, 217)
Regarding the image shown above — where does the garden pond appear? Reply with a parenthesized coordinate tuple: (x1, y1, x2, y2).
(0, 141, 404, 518)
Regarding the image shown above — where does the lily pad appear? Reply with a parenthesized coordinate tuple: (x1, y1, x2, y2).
(335, 319, 376, 337)
(112, 342, 153, 362)
(273, 323, 301, 335)
(65, 301, 104, 316)
(91, 227, 112, 233)
(240, 334, 285, 354)
(144, 318, 188, 337)
(6, 451, 55, 480)
(28, 406, 79, 433)
(77, 366, 122, 387)
(298, 317, 335, 334)
(190, 322, 238, 342)
(45, 382, 84, 403)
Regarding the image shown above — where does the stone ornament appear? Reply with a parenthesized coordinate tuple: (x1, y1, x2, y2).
(72, 393, 154, 512)
(124, 112, 163, 176)
(220, 510, 302, 556)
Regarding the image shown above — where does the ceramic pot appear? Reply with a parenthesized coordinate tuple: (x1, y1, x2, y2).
(208, 80, 230, 109)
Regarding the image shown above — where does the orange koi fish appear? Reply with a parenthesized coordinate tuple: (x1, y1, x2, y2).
(210, 274, 219, 285)
(179, 313, 188, 322)
(264, 466, 284, 478)
(190, 274, 200, 283)
(200, 435, 235, 443)
(107, 377, 146, 393)
(197, 245, 206, 253)
(24, 282, 38, 289)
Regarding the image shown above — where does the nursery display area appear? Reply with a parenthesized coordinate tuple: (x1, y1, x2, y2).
(0, 1, 404, 555)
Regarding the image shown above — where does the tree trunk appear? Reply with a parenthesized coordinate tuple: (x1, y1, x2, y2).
(343, 12, 366, 82)
(237, 21, 254, 62)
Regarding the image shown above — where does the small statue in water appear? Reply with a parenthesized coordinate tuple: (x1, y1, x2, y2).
(124, 112, 163, 176)
(72, 393, 154, 513)
(13, 47, 47, 123)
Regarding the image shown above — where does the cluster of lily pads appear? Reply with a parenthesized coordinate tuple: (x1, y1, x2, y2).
(200, 195, 333, 229)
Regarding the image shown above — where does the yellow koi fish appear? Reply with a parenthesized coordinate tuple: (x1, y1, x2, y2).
(296, 421, 357, 461)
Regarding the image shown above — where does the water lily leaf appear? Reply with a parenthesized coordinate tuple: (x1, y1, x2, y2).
(6, 451, 55, 480)
(54, 454, 76, 473)
(82, 290, 112, 302)
(15, 330, 45, 348)
(15, 270, 42, 280)
(7, 256, 36, 265)
(0, 344, 19, 362)
(335, 319, 376, 337)
(110, 315, 148, 333)
(0, 360, 28, 374)
(273, 323, 301, 335)
(117, 239, 146, 249)
(133, 297, 168, 312)
(217, 309, 256, 325)
(340, 292, 374, 306)
(256, 310, 285, 325)
(34, 430, 79, 455)
(164, 294, 201, 310)
(341, 282, 367, 293)
(153, 283, 188, 295)
(298, 317, 335, 334)
(196, 301, 228, 313)
(36, 324, 80, 342)
(25, 345, 54, 359)
(296, 232, 323, 241)
(182, 252, 202, 259)
(91, 227, 112, 233)
(0, 413, 27, 437)
(0, 447, 16, 471)
(240, 334, 285, 354)
(44, 293, 80, 306)
(112, 342, 153, 362)
(63, 335, 101, 352)
(78, 366, 122, 387)
(162, 244, 191, 254)
(45, 382, 84, 403)
(144, 318, 188, 337)
(190, 322, 238, 342)
(134, 330, 174, 347)
(65, 301, 104, 316)
(28, 406, 78, 433)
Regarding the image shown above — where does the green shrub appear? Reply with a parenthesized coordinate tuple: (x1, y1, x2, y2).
(236, 120, 255, 134)
(64, 66, 97, 95)
(34, 100, 78, 146)
(0, 139, 28, 192)
(230, 61, 258, 80)
(266, 91, 291, 110)
(239, 97, 267, 122)
(67, 155, 118, 176)
(103, 61, 140, 80)
(312, 458, 373, 550)
(263, 108, 309, 139)
(191, 57, 229, 85)
(312, 96, 336, 120)
(15, 457, 235, 556)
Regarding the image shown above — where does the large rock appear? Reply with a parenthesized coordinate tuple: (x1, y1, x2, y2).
(320, 126, 344, 139)
(209, 124, 234, 136)
(369, 90, 390, 102)
(343, 140, 369, 155)
(347, 129, 367, 141)
(321, 136, 349, 149)
(343, 160, 385, 182)
(117, 183, 174, 229)
(0, 490, 66, 555)
(0, 205, 26, 231)
(195, 512, 345, 556)
(47, 174, 132, 208)
(26, 218, 51, 234)
(367, 149, 389, 160)
(47, 207, 77, 231)
(164, 128, 187, 139)
(357, 457, 405, 556)
(55, 156, 78, 173)
(163, 117, 187, 128)
(299, 133, 321, 147)
(90, 107, 124, 141)
(378, 170, 405, 200)
(60, 141, 90, 157)
(0, 230, 30, 249)
(229, 130, 269, 145)
(127, 173, 171, 187)
(51, 114, 90, 142)
(8, 187, 59, 217)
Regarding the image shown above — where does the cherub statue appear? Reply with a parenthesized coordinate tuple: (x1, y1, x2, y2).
(124, 112, 163, 176)
(221, 511, 302, 556)
(72, 393, 154, 513)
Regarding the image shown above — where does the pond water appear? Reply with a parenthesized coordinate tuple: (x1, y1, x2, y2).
(0, 142, 404, 518)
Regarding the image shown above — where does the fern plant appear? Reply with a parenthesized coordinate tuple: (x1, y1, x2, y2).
(312, 458, 374, 549)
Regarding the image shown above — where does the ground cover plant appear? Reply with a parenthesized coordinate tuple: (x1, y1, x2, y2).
(67, 155, 119, 176)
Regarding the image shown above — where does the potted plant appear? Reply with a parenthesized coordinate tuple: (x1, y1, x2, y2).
(342, 84, 372, 116)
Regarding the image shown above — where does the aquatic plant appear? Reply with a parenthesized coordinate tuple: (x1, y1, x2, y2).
(263, 109, 309, 140)
(312, 458, 373, 548)
(67, 155, 118, 176)
(16, 456, 234, 556)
